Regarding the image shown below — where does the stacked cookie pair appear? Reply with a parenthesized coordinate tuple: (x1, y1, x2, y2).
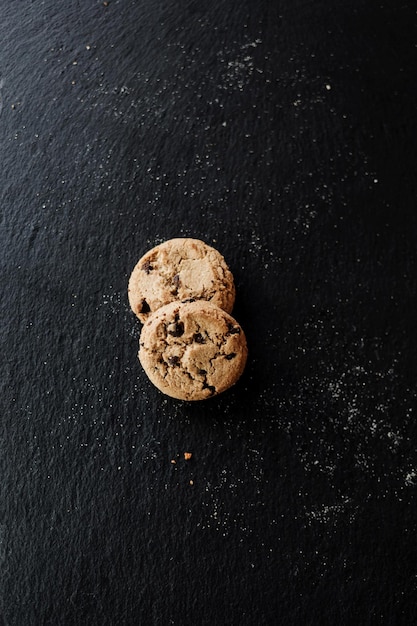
(128, 238, 248, 401)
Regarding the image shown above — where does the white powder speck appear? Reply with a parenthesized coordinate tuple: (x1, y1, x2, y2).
(405, 470, 416, 486)
(306, 497, 356, 525)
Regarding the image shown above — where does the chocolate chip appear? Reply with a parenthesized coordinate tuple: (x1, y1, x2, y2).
(167, 356, 180, 366)
(225, 353, 236, 360)
(171, 274, 180, 295)
(198, 369, 207, 375)
(193, 333, 205, 344)
(167, 321, 184, 337)
(141, 260, 153, 274)
(203, 382, 216, 395)
(182, 298, 195, 303)
(227, 323, 241, 335)
(140, 299, 150, 314)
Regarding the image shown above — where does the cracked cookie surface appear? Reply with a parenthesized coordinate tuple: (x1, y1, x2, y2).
(128, 238, 236, 322)
(139, 300, 248, 401)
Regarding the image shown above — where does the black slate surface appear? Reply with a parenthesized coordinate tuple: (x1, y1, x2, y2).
(2, 1, 417, 624)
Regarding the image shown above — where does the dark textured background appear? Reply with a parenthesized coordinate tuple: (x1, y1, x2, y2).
(2, 1, 417, 624)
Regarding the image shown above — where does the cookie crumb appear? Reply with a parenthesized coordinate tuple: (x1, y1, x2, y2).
(189, 480, 194, 485)
(184, 452, 192, 460)
(170, 459, 176, 464)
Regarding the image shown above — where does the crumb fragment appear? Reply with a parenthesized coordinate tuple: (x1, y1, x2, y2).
(189, 480, 194, 486)
(170, 459, 176, 464)
(184, 452, 192, 460)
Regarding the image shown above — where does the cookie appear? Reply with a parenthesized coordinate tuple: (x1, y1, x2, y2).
(128, 238, 235, 322)
(138, 300, 248, 401)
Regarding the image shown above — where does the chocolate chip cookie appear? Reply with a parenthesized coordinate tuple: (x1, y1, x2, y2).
(138, 300, 248, 401)
(128, 238, 236, 322)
